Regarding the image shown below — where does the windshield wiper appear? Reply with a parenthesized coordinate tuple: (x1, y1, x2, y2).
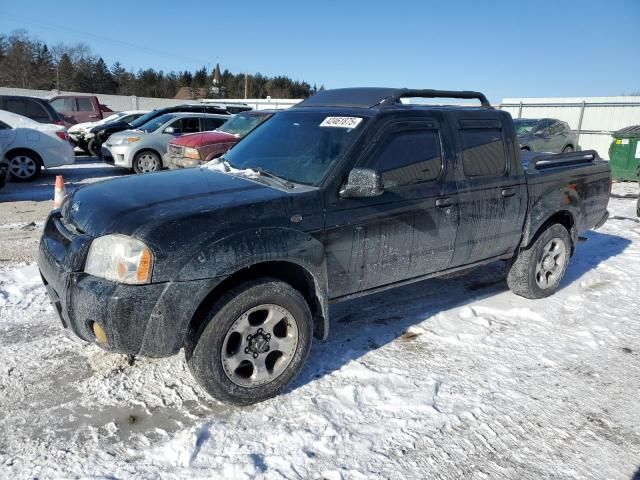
(253, 167, 295, 189)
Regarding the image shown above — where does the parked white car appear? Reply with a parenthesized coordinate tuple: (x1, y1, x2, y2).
(0, 110, 75, 181)
(102, 112, 229, 173)
(69, 110, 148, 155)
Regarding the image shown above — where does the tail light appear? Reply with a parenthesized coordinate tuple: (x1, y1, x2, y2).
(55, 131, 70, 142)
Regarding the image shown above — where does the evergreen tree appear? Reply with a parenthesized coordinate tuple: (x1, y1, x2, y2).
(56, 53, 74, 91)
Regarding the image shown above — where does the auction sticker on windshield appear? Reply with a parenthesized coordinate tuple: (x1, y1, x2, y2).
(320, 117, 363, 129)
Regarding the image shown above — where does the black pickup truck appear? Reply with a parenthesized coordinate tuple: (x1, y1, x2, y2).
(38, 88, 610, 405)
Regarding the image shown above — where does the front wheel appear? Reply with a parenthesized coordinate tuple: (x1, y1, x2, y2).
(133, 151, 162, 174)
(185, 278, 313, 405)
(507, 223, 571, 299)
(86, 138, 99, 157)
(563, 145, 574, 153)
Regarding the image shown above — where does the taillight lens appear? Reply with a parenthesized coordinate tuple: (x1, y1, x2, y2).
(55, 131, 70, 142)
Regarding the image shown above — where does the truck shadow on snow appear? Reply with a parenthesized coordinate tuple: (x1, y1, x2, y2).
(291, 230, 630, 391)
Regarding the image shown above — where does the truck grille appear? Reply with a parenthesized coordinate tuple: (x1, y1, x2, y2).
(168, 144, 183, 157)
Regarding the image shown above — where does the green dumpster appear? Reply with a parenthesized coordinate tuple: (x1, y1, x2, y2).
(609, 125, 640, 181)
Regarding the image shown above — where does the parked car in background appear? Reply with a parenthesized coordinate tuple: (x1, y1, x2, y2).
(38, 88, 610, 405)
(92, 104, 231, 156)
(201, 102, 253, 114)
(166, 110, 274, 169)
(0, 110, 74, 181)
(102, 113, 228, 173)
(69, 110, 148, 156)
(515, 118, 578, 153)
(49, 95, 114, 128)
(0, 95, 64, 126)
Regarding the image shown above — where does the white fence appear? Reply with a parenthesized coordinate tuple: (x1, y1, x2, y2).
(0, 87, 301, 112)
(499, 96, 640, 159)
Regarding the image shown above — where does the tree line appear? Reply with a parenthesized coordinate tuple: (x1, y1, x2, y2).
(0, 30, 322, 99)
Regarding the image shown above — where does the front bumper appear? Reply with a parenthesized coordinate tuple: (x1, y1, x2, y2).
(164, 153, 201, 170)
(37, 212, 218, 357)
(102, 144, 132, 168)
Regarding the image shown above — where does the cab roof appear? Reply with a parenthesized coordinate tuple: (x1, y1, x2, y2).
(294, 87, 492, 110)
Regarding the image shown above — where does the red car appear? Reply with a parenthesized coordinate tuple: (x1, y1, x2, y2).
(165, 110, 275, 169)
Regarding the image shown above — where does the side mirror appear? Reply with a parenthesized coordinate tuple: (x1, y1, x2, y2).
(534, 128, 548, 137)
(165, 126, 180, 135)
(340, 168, 384, 198)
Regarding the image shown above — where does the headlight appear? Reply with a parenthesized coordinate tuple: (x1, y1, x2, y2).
(125, 136, 141, 144)
(184, 147, 201, 160)
(85, 234, 154, 284)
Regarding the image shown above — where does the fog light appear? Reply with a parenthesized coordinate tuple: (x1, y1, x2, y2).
(92, 322, 108, 345)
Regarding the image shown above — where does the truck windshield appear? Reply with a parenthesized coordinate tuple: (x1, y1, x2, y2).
(218, 112, 272, 137)
(137, 113, 177, 132)
(514, 119, 537, 136)
(224, 111, 365, 185)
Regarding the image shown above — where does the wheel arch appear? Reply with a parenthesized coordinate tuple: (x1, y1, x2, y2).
(6, 147, 44, 166)
(523, 209, 577, 255)
(186, 260, 329, 345)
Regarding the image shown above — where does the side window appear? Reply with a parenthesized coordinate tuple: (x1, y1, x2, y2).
(77, 97, 93, 112)
(5, 98, 27, 117)
(182, 117, 201, 133)
(460, 128, 507, 177)
(367, 129, 443, 188)
(25, 101, 50, 122)
(50, 98, 75, 112)
(0, 120, 12, 130)
(204, 118, 225, 131)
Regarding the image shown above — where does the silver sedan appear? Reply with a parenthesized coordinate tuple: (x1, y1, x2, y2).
(102, 112, 229, 173)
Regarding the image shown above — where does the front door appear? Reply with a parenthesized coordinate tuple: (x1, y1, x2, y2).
(324, 120, 459, 298)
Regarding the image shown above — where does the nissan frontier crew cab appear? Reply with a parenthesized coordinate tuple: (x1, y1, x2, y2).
(38, 88, 611, 405)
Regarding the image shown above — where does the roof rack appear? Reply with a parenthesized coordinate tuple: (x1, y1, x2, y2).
(381, 89, 491, 108)
(295, 87, 491, 109)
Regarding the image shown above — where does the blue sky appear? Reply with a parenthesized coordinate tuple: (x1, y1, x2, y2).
(1, 0, 639, 102)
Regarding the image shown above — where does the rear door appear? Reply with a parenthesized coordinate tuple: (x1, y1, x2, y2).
(324, 117, 459, 297)
(450, 115, 527, 267)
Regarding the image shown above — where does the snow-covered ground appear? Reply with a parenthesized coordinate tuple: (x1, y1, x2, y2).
(0, 184, 639, 479)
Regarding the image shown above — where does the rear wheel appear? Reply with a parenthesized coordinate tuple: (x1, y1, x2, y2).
(8, 151, 41, 182)
(86, 138, 99, 157)
(186, 278, 313, 405)
(507, 223, 571, 299)
(562, 145, 574, 153)
(133, 151, 161, 174)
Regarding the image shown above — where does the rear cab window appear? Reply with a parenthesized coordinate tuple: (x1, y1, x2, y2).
(459, 120, 508, 177)
(50, 97, 76, 113)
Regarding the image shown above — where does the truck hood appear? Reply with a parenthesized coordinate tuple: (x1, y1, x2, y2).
(172, 130, 237, 148)
(62, 168, 280, 237)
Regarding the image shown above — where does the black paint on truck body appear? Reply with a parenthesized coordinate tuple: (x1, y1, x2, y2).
(38, 88, 611, 357)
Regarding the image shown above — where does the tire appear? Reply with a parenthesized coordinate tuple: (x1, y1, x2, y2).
(86, 138, 99, 157)
(133, 150, 162, 174)
(507, 223, 571, 299)
(185, 278, 313, 405)
(7, 150, 42, 182)
(563, 145, 574, 153)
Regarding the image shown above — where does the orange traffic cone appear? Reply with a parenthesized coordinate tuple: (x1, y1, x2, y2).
(53, 175, 65, 209)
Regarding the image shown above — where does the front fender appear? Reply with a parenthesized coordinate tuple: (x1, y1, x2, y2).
(178, 227, 330, 338)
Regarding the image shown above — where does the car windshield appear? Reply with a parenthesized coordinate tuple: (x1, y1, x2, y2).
(137, 113, 177, 132)
(514, 120, 538, 136)
(224, 111, 365, 186)
(218, 113, 271, 137)
(130, 109, 163, 128)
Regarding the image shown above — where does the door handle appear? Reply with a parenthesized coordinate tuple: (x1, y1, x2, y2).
(435, 197, 454, 208)
(501, 188, 517, 198)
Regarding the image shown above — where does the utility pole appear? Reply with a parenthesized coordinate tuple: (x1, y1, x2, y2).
(244, 73, 248, 99)
(51, 65, 60, 91)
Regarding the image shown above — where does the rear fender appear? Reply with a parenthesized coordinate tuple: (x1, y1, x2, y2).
(521, 186, 581, 249)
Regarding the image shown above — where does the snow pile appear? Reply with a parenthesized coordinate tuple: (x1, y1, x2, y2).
(201, 158, 261, 179)
(0, 184, 639, 479)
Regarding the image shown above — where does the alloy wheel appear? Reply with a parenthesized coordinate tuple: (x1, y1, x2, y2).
(535, 238, 567, 289)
